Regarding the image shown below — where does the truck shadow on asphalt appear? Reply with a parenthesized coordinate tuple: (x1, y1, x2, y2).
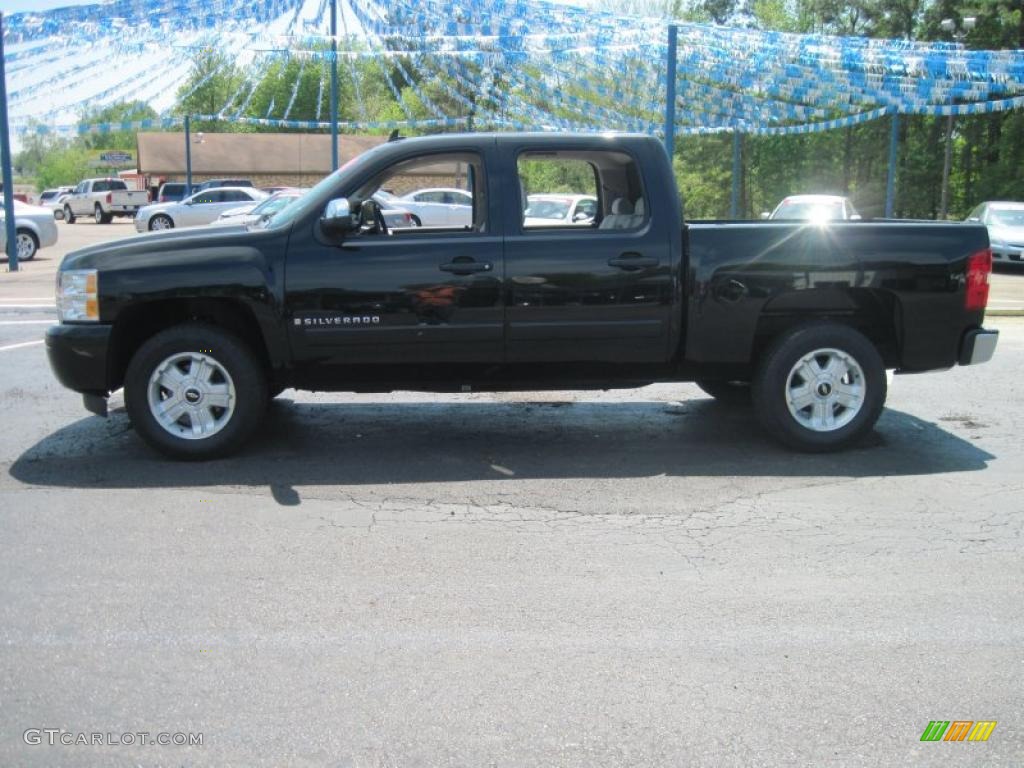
(9, 398, 995, 505)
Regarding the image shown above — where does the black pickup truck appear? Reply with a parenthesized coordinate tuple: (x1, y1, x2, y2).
(47, 133, 998, 459)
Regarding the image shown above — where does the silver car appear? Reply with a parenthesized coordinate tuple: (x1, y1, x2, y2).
(213, 190, 308, 227)
(135, 187, 267, 232)
(967, 201, 1024, 266)
(0, 199, 59, 261)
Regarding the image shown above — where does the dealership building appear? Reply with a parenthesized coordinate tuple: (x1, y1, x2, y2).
(133, 132, 387, 192)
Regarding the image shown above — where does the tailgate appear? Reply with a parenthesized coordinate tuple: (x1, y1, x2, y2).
(112, 192, 149, 207)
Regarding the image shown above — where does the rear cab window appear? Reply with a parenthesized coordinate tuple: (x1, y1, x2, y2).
(516, 150, 647, 232)
(92, 180, 127, 193)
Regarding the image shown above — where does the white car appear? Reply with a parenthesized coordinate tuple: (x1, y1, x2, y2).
(0, 199, 59, 261)
(401, 187, 474, 206)
(763, 194, 861, 222)
(377, 189, 471, 228)
(523, 194, 599, 227)
(213, 190, 308, 227)
(34, 186, 73, 210)
(51, 191, 74, 220)
(967, 201, 1024, 266)
(135, 187, 268, 232)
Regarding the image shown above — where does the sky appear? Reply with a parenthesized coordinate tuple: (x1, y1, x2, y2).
(0, 0, 96, 12)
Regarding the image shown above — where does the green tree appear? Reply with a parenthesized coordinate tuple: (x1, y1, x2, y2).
(78, 101, 158, 150)
(36, 145, 93, 189)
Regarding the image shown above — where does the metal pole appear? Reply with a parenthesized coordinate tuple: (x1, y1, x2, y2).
(184, 115, 192, 197)
(885, 111, 899, 219)
(730, 132, 741, 218)
(0, 13, 19, 272)
(663, 24, 677, 162)
(939, 113, 953, 219)
(330, 0, 339, 170)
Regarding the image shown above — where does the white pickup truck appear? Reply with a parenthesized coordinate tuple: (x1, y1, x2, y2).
(63, 178, 150, 224)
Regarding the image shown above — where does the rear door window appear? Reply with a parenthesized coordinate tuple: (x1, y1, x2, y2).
(516, 151, 645, 231)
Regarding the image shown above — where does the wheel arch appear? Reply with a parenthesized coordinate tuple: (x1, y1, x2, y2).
(108, 298, 282, 391)
(753, 288, 902, 371)
(15, 223, 40, 242)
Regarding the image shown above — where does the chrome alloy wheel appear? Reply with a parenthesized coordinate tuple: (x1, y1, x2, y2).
(15, 232, 36, 260)
(785, 347, 866, 432)
(149, 215, 173, 230)
(147, 352, 236, 440)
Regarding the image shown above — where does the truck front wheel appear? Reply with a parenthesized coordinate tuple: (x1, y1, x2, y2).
(124, 324, 268, 460)
(752, 324, 886, 452)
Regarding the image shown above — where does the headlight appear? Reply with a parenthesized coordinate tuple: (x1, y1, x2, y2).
(57, 269, 99, 322)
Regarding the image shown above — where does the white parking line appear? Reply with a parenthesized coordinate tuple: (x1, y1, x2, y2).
(0, 304, 57, 309)
(0, 320, 52, 325)
(0, 340, 43, 352)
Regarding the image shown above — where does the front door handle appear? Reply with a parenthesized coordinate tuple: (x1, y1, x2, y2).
(440, 257, 492, 275)
(608, 253, 659, 270)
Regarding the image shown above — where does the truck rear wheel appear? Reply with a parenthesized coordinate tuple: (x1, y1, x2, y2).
(124, 324, 268, 460)
(752, 324, 886, 452)
(94, 204, 111, 224)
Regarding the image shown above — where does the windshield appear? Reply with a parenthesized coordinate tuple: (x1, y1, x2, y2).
(989, 209, 1024, 227)
(254, 195, 299, 215)
(773, 201, 845, 221)
(524, 199, 571, 220)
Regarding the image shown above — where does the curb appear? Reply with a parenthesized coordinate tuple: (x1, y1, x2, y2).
(987, 309, 1024, 317)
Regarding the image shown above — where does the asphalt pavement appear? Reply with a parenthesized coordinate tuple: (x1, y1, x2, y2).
(1, 219, 1022, 766)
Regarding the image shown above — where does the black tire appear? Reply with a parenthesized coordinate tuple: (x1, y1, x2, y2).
(695, 378, 751, 405)
(64, 205, 75, 224)
(15, 229, 38, 261)
(124, 324, 268, 460)
(410, 214, 422, 227)
(93, 204, 112, 224)
(149, 214, 173, 231)
(752, 323, 886, 452)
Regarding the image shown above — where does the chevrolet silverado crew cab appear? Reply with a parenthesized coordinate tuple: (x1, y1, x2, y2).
(46, 133, 998, 459)
(63, 178, 150, 224)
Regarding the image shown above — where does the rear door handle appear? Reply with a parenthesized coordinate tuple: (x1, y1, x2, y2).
(440, 257, 492, 274)
(608, 253, 659, 270)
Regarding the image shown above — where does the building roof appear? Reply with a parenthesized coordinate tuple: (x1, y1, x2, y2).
(136, 132, 386, 175)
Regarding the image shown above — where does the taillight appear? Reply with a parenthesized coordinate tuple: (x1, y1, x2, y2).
(105, 192, 112, 204)
(965, 248, 992, 311)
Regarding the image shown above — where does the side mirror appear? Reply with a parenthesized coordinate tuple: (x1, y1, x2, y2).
(321, 197, 358, 236)
(760, 212, 771, 220)
(967, 216, 981, 222)
(849, 213, 862, 221)
(572, 212, 592, 222)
